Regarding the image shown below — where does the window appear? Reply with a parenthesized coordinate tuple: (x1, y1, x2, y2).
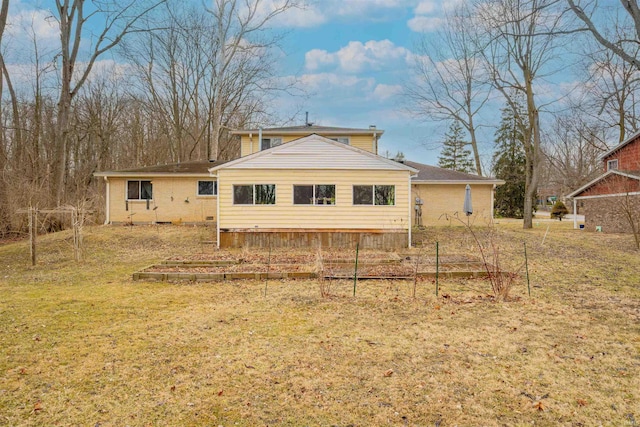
(127, 180, 152, 200)
(607, 159, 618, 170)
(197, 180, 217, 196)
(261, 137, 282, 150)
(233, 184, 276, 205)
(353, 185, 395, 206)
(293, 184, 336, 205)
(328, 136, 349, 144)
(255, 184, 276, 204)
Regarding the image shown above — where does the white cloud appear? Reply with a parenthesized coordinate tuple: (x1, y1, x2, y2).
(373, 83, 402, 100)
(299, 72, 375, 92)
(270, 0, 412, 28)
(407, 15, 444, 32)
(305, 49, 336, 71)
(414, 1, 436, 15)
(333, 0, 405, 16)
(274, 3, 328, 28)
(305, 39, 414, 73)
(6, 8, 57, 41)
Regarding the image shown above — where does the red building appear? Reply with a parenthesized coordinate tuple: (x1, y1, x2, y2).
(567, 130, 640, 232)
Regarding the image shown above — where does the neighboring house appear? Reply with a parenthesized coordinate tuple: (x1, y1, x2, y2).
(567, 130, 640, 232)
(95, 124, 504, 248)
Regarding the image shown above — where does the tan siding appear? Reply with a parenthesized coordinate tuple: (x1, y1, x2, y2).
(240, 133, 376, 156)
(412, 183, 494, 226)
(218, 169, 410, 230)
(108, 177, 217, 223)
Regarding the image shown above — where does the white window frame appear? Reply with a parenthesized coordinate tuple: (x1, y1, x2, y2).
(232, 184, 276, 205)
(328, 136, 350, 145)
(197, 180, 217, 196)
(292, 184, 336, 205)
(352, 185, 396, 206)
(607, 159, 618, 170)
(261, 137, 283, 151)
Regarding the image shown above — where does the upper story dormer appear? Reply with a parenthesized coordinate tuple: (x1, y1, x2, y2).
(231, 125, 384, 157)
(601, 130, 640, 173)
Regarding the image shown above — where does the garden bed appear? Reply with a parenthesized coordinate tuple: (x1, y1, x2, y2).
(133, 254, 490, 282)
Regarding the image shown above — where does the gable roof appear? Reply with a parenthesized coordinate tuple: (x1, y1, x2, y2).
(404, 161, 504, 184)
(209, 134, 416, 173)
(566, 169, 640, 198)
(599, 129, 640, 160)
(230, 125, 383, 136)
(94, 160, 227, 178)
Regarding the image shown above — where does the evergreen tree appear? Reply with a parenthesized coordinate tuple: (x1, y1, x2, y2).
(438, 120, 475, 173)
(492, 97, 527, 218)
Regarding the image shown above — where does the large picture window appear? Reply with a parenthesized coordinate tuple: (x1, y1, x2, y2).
(127, 180, 153, 200)
(353, 185, 395, 206)
(233, 184, 276, 205)
(293, 184, 336, 205)
(197, 180, 217, 196)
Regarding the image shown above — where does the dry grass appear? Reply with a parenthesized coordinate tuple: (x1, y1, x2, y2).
(0, 222, 638, 426)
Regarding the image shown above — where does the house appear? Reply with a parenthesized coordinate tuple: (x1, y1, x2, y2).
(95, 124, 504, 248)
(405, 161, 503, 226)
(567, 130, 640, 232)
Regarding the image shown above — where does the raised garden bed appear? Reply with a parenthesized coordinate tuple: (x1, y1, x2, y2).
(132, 254, 492, 282)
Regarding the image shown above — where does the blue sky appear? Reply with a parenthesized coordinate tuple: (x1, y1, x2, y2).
(272, 0, 450, 164)
(5, 0, 587, 169)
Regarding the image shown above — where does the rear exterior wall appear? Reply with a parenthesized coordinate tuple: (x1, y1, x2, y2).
(217, 169, 410, 230)
(107, 177, 217, 224)
(411, 183, 494, 226)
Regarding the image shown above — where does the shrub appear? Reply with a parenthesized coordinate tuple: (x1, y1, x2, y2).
(550, 200, 569, 221)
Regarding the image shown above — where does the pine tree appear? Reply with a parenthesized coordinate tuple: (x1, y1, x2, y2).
(492, 96, 527, 218)
(438, 120, 475, 173)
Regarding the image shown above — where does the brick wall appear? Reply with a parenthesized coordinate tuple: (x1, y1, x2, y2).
(580, 174, 640, 197)
(583, 195, 640, 233)
(603, 135, 640, 172)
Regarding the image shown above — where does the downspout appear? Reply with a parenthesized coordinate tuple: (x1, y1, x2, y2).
(573, 198, 577, 229)
(408, 174, 412, 248)
(249, 132, 253, 156)
(491, 184, 496, 224)
(215, 172, 221, 248)
(258, 127, 262, 152)
(103, 176, 110, 225)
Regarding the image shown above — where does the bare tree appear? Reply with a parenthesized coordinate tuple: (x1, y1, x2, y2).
(578, 36, 639, 142)
(406, 3, 490, 176)
(544, 112, 604, 198)
(206, 0, 299, 161)
(51, 0, 166, 205)
(0, 0, 10, 233)
(567, 0, 640, 70)
(476, 0, 563, 228)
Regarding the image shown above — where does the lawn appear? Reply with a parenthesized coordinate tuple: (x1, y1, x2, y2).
(0, 222, 638, 426)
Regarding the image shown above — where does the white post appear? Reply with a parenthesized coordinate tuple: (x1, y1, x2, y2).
(573, 198, 578, 229)
(216, 174, 221, 249)
(491, 184, 496, 224)
(103, 176, 110, 225)
(407, 175, 412, 248)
